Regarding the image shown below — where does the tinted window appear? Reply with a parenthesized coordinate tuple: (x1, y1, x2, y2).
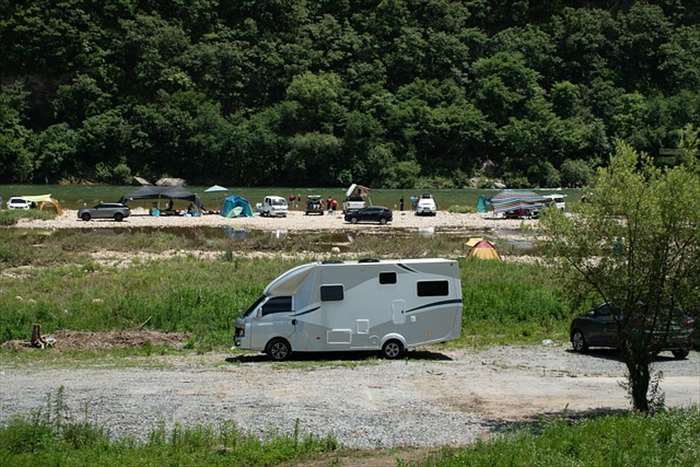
(261, 296, 293, 316)
(321, 285, 344, 301)
(417, 281, 449, 297)
(379, 272, 397, 284)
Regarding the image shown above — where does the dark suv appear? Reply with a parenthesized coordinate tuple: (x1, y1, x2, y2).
(344, 206, 392, 225)
(570, 303, 695, 359)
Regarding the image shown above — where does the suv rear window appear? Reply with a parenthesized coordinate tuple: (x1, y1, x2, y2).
(417, 280, 449, 297)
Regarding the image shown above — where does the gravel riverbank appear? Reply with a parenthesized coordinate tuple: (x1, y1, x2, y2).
(1, 346, 697, 448)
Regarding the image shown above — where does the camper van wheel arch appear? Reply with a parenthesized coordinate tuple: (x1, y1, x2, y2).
(266, 338, 291, 361)
(381, 339, 404, 359)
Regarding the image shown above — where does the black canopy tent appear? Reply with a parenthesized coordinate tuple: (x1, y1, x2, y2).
(119, 186, 204, 209)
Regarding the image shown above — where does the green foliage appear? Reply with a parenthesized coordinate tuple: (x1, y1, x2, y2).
(0, 2, 698, 187)
(0, 209, 56, 226)
(419, 408, 700, 467)
(542, 138, 700, 411)
(560, 159, 594, 187)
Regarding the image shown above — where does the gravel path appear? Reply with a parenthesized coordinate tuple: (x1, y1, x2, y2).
(1, 346, 698, 448)
(15, 209, 536, 233)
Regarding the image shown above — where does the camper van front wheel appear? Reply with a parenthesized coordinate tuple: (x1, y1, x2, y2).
(266, 338, 291, 361)
(382, 340, 404, 359)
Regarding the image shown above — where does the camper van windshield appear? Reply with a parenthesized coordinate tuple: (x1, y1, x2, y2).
(243, 295, 265, 317)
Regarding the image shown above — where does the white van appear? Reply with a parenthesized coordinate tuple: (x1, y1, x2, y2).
(542, 194, 566, 211)
(234, 258, 462, 360)
(260, 196, 288, 217)
(7, 197, 31, 210)
(415, 193, 437, 216)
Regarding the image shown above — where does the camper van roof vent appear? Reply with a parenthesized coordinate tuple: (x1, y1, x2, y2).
(322, 260, 343, 264)
(358, 258, 380, 263)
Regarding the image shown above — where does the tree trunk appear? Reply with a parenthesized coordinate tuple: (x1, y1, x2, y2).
(626, 356, 651, 412)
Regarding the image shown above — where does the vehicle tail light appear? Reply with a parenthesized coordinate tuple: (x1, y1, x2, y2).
(683, 317, 695, 328)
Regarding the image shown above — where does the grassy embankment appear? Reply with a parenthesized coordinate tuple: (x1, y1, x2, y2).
(0, 228, 570, 356)
(1, 391, 697, 467)
(0, 209, 56, 226)
(413, 408, 700, 467)
(0, 390, 338, 467)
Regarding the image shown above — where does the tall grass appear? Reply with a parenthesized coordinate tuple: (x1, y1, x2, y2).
(0, 388, 338, 467)
(0, 255, 570, 347)
(414, 408, 700, 467)
(0, 209, 56, 226)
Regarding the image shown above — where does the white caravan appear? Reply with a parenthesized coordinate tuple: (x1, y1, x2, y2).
(260, 195, 288, 217)
(234, 258, 462, 360)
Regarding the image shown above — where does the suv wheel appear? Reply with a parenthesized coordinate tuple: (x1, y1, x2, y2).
(350, 217, 358, 224)
(379, 218, 387, 225)
(571, 330, 588, 352)
(113, 213, 124, 222)
(81, 213, 91, 222)
(672, 349, 689, 360)
(266, 338, 291, 361)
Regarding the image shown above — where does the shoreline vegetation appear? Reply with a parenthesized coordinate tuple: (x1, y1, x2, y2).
(1, 389, 697, 467)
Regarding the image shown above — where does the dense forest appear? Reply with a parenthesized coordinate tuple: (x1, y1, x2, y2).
(1, 1, 699, 187)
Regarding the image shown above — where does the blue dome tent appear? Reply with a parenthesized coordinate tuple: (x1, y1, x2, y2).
(221, 195, 253, 218)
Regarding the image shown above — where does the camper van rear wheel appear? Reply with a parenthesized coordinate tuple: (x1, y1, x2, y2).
(266, 338, 291, 361)
(381, 340, 404, 359)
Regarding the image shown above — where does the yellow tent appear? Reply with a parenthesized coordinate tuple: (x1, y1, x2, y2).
(20, 194, 63, 215)
(465, 237, 483, 248)
(468, 239, 501, 261)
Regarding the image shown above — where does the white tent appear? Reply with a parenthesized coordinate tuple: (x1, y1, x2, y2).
(205, 185, 229, 193)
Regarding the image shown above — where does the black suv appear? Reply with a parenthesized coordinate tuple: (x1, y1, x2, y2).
(570, 303, 695, 359)
(344, 206, 392, 225)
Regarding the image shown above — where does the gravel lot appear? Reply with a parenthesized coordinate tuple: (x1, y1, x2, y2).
(1, 346, 698, 448)
(15, 209, 536, 233)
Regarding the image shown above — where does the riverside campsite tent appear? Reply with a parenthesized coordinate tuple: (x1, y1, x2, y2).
(476, 195, 490, 213)
(468, 239, 501, 261)
(488, 190, 546, 216)
(221, 195, 253, 218)
(119, 186, 203, 209)
(22, 194, 63, 215)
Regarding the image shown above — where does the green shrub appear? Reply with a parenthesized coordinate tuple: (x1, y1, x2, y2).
(560, 159, 594, 187)
(448, 205, 474, 213)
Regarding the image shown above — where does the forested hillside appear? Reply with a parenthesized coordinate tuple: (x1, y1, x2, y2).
(1, 1, 698, 187)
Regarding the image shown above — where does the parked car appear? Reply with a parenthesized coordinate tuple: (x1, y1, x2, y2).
(7, 197, 32, 210)
(342, 195, 367, 212)
(570, 303, 695, 359)
(260, 196, 288, 217)
(344, 206, 392, 225)
(305, 195, 324, 215)
(415, 193, 437, 216)
(78, 203, 130, 222)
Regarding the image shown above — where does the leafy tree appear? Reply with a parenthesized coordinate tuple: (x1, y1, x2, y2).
(542, 139, 700, 412)
(560, 158, 593, 187)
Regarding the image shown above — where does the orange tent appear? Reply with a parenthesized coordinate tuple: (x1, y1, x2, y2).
(468, 239, 501, 261)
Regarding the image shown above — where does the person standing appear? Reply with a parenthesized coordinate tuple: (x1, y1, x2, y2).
(399, 196, 404, 211)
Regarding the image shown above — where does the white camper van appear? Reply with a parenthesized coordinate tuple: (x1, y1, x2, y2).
(260, 196, 288, 217)
(234, 258, 462, 360)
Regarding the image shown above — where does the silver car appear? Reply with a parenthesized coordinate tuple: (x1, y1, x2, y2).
(78, 203, 130, 222)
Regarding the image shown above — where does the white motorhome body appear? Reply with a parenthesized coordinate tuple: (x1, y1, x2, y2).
(234, 259, 462, 359)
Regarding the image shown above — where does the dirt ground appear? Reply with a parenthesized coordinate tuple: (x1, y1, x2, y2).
(1, 346, 697, 450)
(1, 330, 190, 351)
(15, 209, 536, 232)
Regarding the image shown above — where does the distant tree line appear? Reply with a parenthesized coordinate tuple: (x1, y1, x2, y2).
(1, 1, 699, 188)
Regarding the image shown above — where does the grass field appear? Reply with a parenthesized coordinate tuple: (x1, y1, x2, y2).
(0, 228, 571, 350)
(0, 184, 580, 211)
(415, 408, 700, 467)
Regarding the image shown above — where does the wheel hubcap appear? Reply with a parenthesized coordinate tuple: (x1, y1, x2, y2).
(385, 343, 400, 357)
(573, 333, 584, 350)
(271, 343, 288, 359)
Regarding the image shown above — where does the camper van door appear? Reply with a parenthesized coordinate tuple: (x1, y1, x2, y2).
(250, 296, 296, 349)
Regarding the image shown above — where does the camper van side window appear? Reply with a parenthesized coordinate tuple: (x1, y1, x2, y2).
(417, 281, 449, 297)
(261, 296, 293, 316)
(320, 285, 344, 301)
(379, 272, 397, 284)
